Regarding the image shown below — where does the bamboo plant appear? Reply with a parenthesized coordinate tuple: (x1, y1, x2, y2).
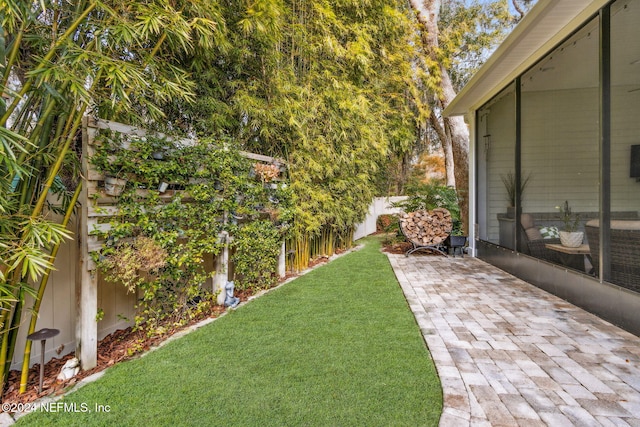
(1, 0, 227, 395)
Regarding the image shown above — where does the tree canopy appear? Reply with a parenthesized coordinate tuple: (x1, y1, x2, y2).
(158, 0, 430, 235)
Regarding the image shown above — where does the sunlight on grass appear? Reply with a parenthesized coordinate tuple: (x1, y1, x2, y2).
(18, 237, 442, 426)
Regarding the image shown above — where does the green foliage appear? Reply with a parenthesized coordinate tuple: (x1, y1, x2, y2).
(0, 217, 72, 283)
(557, 200, 580, 232)
(377, 214, 404, 246)
(17, 237, 442, 427)
(1, 0, 230, 394)
(397, 183, 460, 216)
(161, 0, 428, 251)
(439, 0, 532, 91)
(376, 214, 400, 234)
(232, 220, 283, 291)
(500, 171, 532, 207)
(91, 131, 293, 335)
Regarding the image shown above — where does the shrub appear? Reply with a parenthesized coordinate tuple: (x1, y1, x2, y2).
(232, 220, 283, 291)
(376, 214, 399, 233)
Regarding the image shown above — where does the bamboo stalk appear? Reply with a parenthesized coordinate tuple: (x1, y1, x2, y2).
(0, 277, 19, 386)
(0, 2, 98, 126)
(0, 109, 84, 388)
(31, 109, 84, 219)
(1, 22, 24, 88)
(3, 287, 25, 386)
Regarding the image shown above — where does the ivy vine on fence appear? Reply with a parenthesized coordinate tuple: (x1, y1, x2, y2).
(89, 130, 292, 337)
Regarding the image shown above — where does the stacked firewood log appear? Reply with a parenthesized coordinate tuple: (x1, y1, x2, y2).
(399, 208, 452, 246)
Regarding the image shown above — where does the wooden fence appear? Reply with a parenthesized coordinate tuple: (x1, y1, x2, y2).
(74, 117, 286, 370)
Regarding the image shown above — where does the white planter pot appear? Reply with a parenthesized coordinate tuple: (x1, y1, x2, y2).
(104, 176, 127, 196)
(559, 231, 583, 248)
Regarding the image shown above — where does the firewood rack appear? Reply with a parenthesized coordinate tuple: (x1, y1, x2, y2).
(399, 209, 452, 257)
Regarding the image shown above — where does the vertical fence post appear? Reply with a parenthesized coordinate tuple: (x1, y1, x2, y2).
(76, 117, 98, 370)
(215, 231, 230, 305)
(278, 241, 286, 279)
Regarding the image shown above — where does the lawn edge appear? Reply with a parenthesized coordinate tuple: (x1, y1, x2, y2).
(11, 243, 364, 423)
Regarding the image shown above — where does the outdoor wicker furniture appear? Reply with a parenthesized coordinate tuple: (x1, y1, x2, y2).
(526, 236, 562, 262)
(520, 213, 561, 261)
(521, 213, 585, 270)
(585, 219, 640, 292)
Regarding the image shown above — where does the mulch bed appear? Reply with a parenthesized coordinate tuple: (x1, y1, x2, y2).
(375, 230, 447, 256)
(381, 241, 413, 254)
(2, 304, 228, 407)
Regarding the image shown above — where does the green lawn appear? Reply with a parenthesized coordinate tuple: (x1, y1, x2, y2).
(18, 237, 442, 426)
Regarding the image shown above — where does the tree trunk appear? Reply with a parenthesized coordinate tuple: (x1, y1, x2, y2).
(429, 110, 455, 187)
(409, 0, 470, 234)
(511, 0, 527, 21)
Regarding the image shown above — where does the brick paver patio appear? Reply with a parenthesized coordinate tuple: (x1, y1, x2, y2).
(387, 253, 640, 426)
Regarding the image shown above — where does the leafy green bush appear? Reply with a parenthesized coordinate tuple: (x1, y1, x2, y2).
(376, 214, 399, 234)
(232, 220, 283, 291)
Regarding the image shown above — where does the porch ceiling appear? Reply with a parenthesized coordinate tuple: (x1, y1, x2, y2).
(444, 0, 610, 117)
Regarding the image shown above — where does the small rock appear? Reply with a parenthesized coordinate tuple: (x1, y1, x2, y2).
(0, 411, 15, 426)
(56, 358, 80, 381)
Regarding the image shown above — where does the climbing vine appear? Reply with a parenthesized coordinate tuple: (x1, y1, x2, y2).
(232, 220, 283, 291)
(90, 130, 293, 336)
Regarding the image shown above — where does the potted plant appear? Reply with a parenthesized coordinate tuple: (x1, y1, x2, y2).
(91, 151, 129, 196)
(90, 133, 136, 196)
(557, 200, 583, 247)
(444, 218, 467, 256)
(158, 182, 169, 193)
(104, 176, 128, 196)
(145, 135, 171, 160)
(500, 171, 532, 218)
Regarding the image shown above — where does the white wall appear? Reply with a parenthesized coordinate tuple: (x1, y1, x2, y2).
(521, 87, 600, 214)
(10, 218, 137, 371)
(480, 90, 516, 243)
(611, 85, 640, 211)
(353, 196, 407, 240)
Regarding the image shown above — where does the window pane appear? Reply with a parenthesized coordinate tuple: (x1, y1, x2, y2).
(609, 0, 640, 291)
(520, 17, 600, 273)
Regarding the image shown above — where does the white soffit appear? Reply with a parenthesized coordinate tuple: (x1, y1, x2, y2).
(444, 0, 610, 117)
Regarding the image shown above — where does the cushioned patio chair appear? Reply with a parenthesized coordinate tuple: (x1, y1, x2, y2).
(520, 214, 561, 262)
(520, 214, 585, 270)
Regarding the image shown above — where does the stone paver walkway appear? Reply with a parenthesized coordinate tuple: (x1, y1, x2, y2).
(387, 253, 640, 427)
